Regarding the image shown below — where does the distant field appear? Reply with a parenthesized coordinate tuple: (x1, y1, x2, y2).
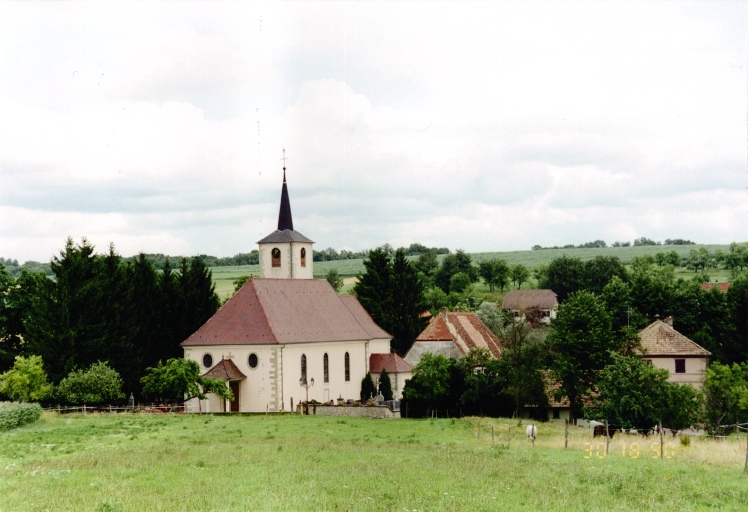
(210, 244, 736, 300)
(1, 413, 746, 511)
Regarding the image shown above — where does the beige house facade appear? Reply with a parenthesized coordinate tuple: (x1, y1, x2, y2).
(181, 167, 398, 412)
(636, 317, 711, 389)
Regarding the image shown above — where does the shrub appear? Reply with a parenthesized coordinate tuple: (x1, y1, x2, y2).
(0, 402, 43, 430)
(56, 361, 125, 405)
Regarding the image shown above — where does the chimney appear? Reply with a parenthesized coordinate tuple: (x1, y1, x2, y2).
(663, 316, 673, 327)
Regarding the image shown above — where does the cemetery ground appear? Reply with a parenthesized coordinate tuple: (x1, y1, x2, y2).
(1, 413, 747, 511)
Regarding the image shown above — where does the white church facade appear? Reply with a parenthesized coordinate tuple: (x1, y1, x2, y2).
(181, 166, 402, 412)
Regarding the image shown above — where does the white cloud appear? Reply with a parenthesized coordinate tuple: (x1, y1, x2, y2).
(0, 1, 745, 262)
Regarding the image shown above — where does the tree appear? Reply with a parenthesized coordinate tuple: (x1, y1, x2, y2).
(538, 256, 585, 302)
(140, 358, 233, 404)
(586, 353, 671, 430)
(510, 264, 530, 290)
(354, 248, 427, 356)
(478, 258, 510, 292)
(378, 368, 393, 401)
(414, 251, 440, 282)
(582, 256, 627, 295)
(401, 354, 457, 417)
(548, 290, 616, 423)
(325, 269, 343, 292)
(449, 272, 472, 294)
(354, 248, 393, 333)
(498, 314, 548, 418)
(661, 382, 703, 436)
(56, 361, 125, 405)
(702, 362, 748, 435)
(360, 372, 377, 402)
(0, 355, 52, 402)
(725, 276, 748, 364)
(433, 250, 476, 293)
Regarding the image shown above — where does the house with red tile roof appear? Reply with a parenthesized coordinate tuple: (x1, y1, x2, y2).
(403, 309, 502, 367)
(635, 316, 711, 388)
(181, 165, 397, 412)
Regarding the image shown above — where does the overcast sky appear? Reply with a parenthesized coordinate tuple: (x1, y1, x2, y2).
(1, 1, 746, 263)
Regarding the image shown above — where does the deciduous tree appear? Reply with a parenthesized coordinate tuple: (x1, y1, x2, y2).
(548, 290, 615, 423)
(0, 355, 52, 402)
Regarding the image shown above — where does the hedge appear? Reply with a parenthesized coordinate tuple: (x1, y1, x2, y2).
(0, 402, 43, 430)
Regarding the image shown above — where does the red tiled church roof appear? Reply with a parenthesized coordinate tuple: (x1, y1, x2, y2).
(181, 278, 389, 346)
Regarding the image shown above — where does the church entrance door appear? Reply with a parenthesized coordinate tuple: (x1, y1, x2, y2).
(229, 381, 240, 412)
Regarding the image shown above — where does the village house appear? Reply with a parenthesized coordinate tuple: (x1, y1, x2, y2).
(636, 316, 711, 389)
(501, 289, 558, 325)
(181, 166, 407, 412)
(403, 309, 502, 367)
(539, 315, 712, 423)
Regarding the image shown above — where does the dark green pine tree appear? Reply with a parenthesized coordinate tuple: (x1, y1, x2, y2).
(38, 238, 109, 383)
(179, 256, 221, 340)
(100, 245, 140, 395)
(156, 258, 185, 363)
(378, 368, 393, 401)
(354, 248, 394, 335)
(360, 372, 377, 402)
(390, 248, 428, 355)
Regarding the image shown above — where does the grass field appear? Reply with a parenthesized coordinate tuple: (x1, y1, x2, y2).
(210, 244, 737, 300)
(1, 413, 746, 511)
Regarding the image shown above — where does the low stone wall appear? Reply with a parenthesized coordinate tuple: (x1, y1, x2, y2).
(296, 404, 400, 419)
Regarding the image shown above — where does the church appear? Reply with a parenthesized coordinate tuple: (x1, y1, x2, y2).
(181, 165, 404, 413)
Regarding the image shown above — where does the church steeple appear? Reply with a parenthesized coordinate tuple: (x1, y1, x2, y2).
(256, 149, 314, 279)
(278, 167, 293, 231)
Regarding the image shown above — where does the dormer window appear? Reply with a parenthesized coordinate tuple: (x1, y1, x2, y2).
(301, 248, 306, 267)
(272, 248, 281, 267)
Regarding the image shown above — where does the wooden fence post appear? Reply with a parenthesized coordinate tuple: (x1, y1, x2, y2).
(565, 419, 569, 449)
(744, 424, 747, 473)
(605, 420, 609, 455)
(659, 422, 664, 459)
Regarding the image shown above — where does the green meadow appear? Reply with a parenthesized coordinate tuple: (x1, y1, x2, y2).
(1, 413, 746, 511)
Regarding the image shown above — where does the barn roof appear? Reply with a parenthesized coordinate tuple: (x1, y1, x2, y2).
(502, 289, 558, 311)
(411, 311, 502, 358)
(202, 358, 246, 380)
(181, 278, 388, 347)
(636, 320, 712, 357)
(369, 353, 412, 374)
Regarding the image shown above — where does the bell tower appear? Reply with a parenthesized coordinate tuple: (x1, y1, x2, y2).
(257, 153, 314, 279)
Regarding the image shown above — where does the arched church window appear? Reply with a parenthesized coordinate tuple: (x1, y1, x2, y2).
(301, 354, 307, 383)
(344, 352, 350, 382)
(272, 248, 281, 268)
(301, 248, 306, 267)
(202, 353, 213, 368)
(323, 353, 329, 383)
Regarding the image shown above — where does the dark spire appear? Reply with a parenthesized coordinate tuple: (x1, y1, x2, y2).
(277, 150, 293, 231)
